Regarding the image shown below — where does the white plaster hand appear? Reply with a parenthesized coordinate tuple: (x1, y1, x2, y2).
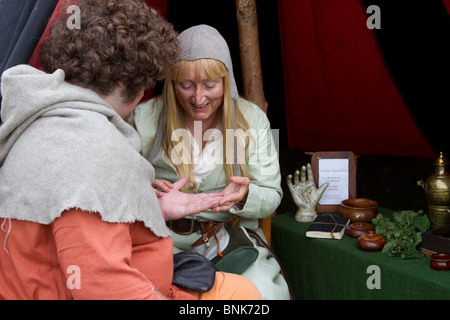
(287, 163, 328, 222)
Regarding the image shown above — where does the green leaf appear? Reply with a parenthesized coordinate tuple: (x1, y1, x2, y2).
(403, 242, 422, 259)
(373, 210, 430, 259)
(413, 213, 430, 232)
(393, 213, 404, 223)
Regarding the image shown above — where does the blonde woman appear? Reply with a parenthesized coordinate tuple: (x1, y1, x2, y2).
(134, 25, 290, 299)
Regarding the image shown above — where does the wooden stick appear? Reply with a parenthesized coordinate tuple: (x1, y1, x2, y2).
(236, 0, 268, 113)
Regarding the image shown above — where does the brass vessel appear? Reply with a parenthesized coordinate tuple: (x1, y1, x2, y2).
(417, 152, 450, 228)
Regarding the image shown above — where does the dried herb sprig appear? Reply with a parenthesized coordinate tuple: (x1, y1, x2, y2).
(372, 210, 430, 258)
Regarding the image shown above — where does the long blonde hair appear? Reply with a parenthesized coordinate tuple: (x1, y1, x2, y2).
(162, 59, 250, 191)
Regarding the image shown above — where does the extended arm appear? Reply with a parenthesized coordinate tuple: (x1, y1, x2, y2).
(157, 177, 224, 221)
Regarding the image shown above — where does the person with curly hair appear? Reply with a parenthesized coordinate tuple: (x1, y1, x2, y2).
(0, 0, 261, 300)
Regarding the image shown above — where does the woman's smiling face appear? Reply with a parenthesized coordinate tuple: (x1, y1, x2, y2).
(173, 60, 224, 129)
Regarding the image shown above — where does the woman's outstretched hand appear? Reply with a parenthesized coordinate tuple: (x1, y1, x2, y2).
(213, 176, 250, 213)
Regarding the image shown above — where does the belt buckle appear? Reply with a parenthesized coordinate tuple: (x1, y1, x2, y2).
(169, 219, 195, 235)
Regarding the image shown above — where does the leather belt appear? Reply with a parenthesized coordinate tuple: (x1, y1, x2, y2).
(167, 218, 203, 235)
(191, 222, 223, 247)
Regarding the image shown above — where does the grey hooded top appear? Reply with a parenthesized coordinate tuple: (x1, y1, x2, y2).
(0, 65, 169, 237)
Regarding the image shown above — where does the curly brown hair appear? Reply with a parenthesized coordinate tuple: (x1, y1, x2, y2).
(40, 0, 180, 102)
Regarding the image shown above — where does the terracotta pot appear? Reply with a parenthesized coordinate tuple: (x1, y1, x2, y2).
(357, 231, 386, 252)
(339, 198, 378, 223)
(346, 222, 374, 238)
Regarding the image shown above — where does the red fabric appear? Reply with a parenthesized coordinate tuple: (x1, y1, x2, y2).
(144, 0, 168, 17)
(278, 0, 435, 158)
(443, 0, 450, 14)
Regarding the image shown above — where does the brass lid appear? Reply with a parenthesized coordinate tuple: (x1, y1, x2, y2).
(435, 152, 448, 167)
(434, 152, 448, 175)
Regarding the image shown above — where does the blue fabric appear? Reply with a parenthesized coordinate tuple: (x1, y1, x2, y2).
(0, 0, 58, 113)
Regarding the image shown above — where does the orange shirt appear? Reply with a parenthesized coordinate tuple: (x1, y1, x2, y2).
(0, 209, 262, 300)
(0, 209, 191, 299)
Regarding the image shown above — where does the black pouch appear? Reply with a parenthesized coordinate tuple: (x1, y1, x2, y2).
(172, 251, 216, 293)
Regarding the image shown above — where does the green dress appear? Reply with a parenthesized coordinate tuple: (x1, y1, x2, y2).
(134, 97, 290, 300)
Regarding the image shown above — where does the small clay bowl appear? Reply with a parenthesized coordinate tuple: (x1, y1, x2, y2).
(357, 231, 386, 252)
(346, 222, 374, 238)
(430, 253, 450, 271)
(339, 198, 378, 223)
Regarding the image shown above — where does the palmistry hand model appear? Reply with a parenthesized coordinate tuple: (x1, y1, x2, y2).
(287, 163, 329, 222)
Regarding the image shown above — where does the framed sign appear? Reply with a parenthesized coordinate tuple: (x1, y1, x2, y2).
(310, 151, 357, 213)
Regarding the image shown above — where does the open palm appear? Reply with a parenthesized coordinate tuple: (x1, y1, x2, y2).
(158, 178, 224, 221)
(287, 164, 328, 222)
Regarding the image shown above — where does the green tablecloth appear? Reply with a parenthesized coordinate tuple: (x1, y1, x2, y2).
(272, 210, 450, 300)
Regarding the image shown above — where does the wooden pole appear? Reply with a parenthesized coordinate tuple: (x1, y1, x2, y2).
(236, 0, 268, 113)
(236, 0, 273, 246)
